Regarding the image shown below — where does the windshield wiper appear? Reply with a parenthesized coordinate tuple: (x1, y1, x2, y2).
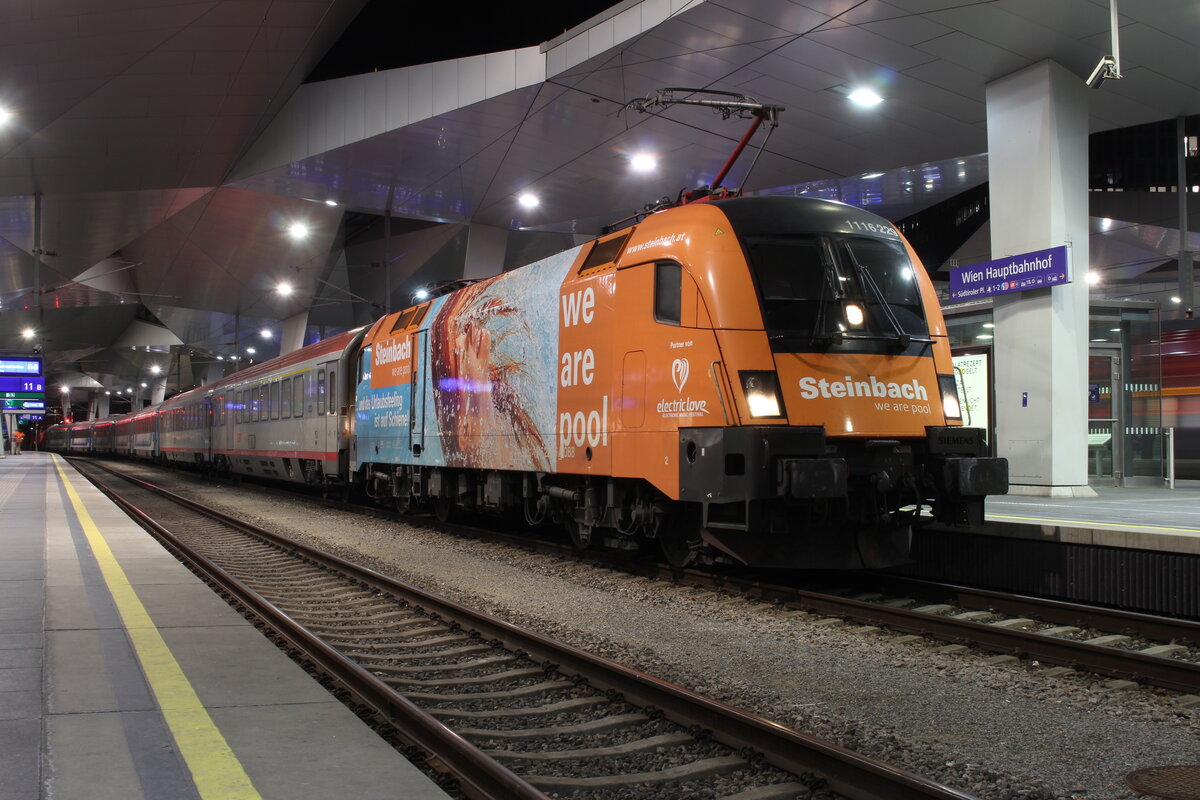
(841, 246, 933, 350)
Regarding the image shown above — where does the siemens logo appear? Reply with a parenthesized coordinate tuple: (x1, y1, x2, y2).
(374, 339, 412, 366)
(799, 376, 929, 401)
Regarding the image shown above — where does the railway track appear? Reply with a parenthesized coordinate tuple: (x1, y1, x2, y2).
(88, 455, 1200, 699)
(69, 456, 980, 800)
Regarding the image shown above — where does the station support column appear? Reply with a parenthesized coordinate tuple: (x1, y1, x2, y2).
(280, 310, 308, 356)
(464, 224, 509, 280)
(986, 60, 1094, 497)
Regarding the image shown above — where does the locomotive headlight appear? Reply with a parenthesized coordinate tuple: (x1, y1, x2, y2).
(938, 374, 962, 421)
(740, 371, 786, 419)
(844, 302, 865, 327)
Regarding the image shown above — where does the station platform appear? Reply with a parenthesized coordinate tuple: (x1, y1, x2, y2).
(0, 451, 450, 800)
(979, 482, 1200, 556)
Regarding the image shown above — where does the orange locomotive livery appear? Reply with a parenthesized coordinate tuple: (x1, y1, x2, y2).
(355, 195, 1007, 568)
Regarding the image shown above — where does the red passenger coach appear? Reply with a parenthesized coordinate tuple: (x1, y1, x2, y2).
(207, 327, 366, 485)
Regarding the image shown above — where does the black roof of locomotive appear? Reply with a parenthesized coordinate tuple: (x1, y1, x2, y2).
(709, 195, 902, 241)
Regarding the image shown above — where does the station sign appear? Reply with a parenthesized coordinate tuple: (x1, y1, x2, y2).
(19, 415, 43, 421)
(0, 357, 42, 376)
(2, 392, 45, 401)
(2, 398, 45, 411)
(0, 377, 44, 393)
(949, 245, 1070, 301)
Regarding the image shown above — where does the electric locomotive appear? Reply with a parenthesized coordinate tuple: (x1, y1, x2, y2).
(353, 194, 1007, 568)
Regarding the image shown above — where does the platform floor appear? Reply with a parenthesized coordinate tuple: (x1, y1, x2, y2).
(0, 451, 450, 800)
(981, 481, 1200, 555)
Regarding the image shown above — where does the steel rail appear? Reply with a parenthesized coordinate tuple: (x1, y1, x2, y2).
(73, 457, 979, 800)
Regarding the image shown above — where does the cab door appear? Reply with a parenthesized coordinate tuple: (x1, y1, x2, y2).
(409, 330, 427, 456)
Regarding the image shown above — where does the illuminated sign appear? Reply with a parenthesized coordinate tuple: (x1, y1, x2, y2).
(1, 399, 45, 411)
(0, 358, 42, 377)
(949, 246, 1070, 301)
(0, 377, 44, 393)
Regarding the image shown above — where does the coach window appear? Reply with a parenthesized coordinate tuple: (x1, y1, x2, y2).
(293, 374, 304, 417)
(270, 381, 280, 420)
(328, 370, 336, 415)
(317, 368, 326, 415)
(235, 391, 242, 424)
(280, 378, 291, 417)
(655, 261, 682, 325)
(260, 386, 268, 422)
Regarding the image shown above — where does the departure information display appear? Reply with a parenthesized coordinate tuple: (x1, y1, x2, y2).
(0, 357, 42, 376)
(2, 398, 45, 411)
(0, 377, 44, 393)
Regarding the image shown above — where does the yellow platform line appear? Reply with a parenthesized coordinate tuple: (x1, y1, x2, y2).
(990, 512, 1200, 534)
(53, 456, 262, 800)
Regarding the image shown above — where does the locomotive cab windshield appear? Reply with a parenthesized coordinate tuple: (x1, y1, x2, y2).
(744, 233, 930, 353)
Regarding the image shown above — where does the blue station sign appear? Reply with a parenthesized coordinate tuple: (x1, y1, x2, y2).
(949, 245, 1070, 301)
(0, 377, 44, 393)
(1, 398, 44, 411)
(0, 357, 42, 377)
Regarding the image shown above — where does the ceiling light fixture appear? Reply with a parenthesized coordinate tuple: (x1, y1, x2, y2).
(260, 328, 272, 339)
(517, 192, 539, 209)
(860, 172, 884, 179)
(1086, 271, 1101, 285)
(630, 153, 657, 173)
(275, 281, 294, 297)
(848, 88, 884, 107)
(287, 222, 310, 240)
(0, 106, 13, 125)
(21, 327, 34, 338)
(246, 347, 256, 355)
(149, 364, 161, 375)
(324, 199, 338, 206)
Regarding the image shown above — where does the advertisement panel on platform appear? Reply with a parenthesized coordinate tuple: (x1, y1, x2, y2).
(948, 245, 1070, 301)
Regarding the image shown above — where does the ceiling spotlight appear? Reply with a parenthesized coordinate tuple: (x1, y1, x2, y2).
(1172, 296, 1182, 304)
(0, 106, 13, 125)
(149, 364, 161, 375)
(275, 281, 294, 297)
(140, 382, 147, 388)
(246, 347, 257, 355)
(260, 328, 272, 339)
(217, 355, 224, 361)
(287, 222, 310, 240)
(414, 288, 430, 300)
(324, 199, 338, 207)
(517, 192, 539, 209)
(860, 172, 884, 180)
(848, 88, 884, 107)
(60, 386, 69, 393)
(630, 153, 657, 173)
(1086, 271, 1101, 285)
(21, 327, 34, 339)
(105, 391, 111, 396)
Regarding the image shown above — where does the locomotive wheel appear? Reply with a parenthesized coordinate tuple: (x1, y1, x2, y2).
(659, 513, 705, 568)
(564, 518, 592, 550)
(394, 494, 417, 515)
(434, 496, 455, 523)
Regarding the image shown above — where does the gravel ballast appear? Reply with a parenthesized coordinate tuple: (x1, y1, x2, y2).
(128, 467, 1200, 800)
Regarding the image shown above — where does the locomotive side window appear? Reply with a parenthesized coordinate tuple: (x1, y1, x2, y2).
(317, 369, 326, 415)
(390, 308, 415, 333)
(293, 375, 304, 417)
(654, 261, 682, 325)
(270, 380, 280, 420)
(280, 378, 291, 417)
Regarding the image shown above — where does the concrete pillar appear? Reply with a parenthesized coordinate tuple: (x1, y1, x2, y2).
(464, 223, 508, 280)
(150, 379, 166, 406)
(281, 310, 308, 355)
(94, 390, 110, 419)
(205, 362, 224, 384)
(986, 60, 1094, 496)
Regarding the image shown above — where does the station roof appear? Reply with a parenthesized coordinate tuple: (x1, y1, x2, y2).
(1, 0, 1198, 396)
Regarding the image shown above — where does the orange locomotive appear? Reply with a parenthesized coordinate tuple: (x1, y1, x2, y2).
(354, 194, 1008, 568)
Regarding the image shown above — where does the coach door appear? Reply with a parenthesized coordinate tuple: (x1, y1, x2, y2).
(322, 360, 341, 469)
(409, 329, 427, 456)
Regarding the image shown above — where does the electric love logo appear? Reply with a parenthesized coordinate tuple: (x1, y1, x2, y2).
(671, 358, 689, 391)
